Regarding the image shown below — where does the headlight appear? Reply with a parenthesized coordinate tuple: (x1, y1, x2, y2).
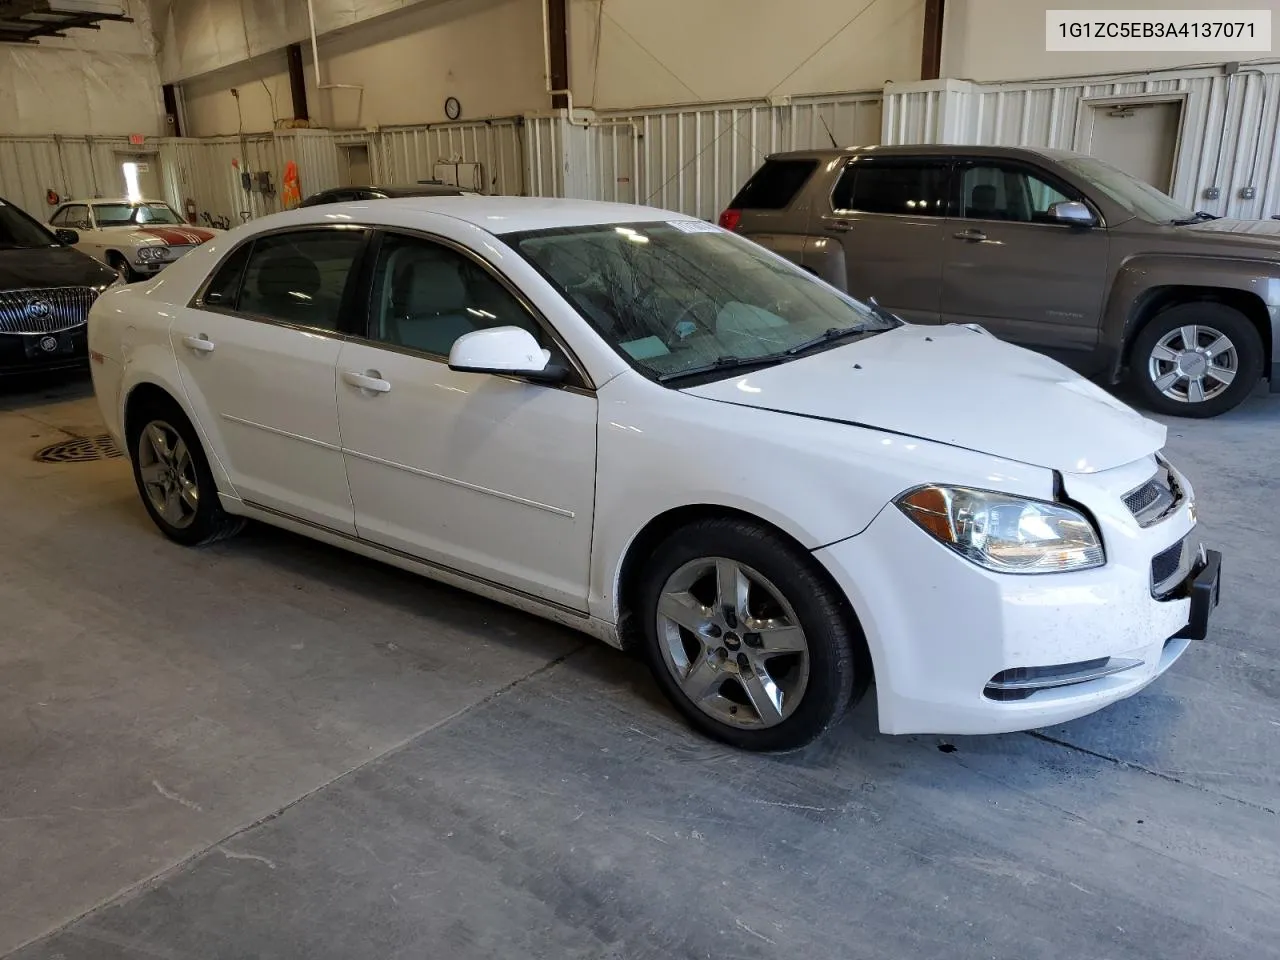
(896, 485, 1104, 574)
(137, 246, 169, 262)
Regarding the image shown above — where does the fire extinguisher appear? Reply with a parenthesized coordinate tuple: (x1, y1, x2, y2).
(46, 189, 60, 206)
(184, 197, 198, 225)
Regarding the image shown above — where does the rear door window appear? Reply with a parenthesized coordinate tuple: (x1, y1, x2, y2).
(233, 229, 367, 331)
(729, 159, 818, 210)
(831, 159, 951, 216)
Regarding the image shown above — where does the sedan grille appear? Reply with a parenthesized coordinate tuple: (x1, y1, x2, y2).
(0, 286, 98, 334)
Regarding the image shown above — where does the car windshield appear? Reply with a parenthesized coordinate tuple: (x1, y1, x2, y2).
(510, 221, 899, 382)
(0, 200, 56, 249)
(93, 202, 184, 226)
(1057, 155, 1196, 224)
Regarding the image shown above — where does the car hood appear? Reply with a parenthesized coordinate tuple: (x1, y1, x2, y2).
(118, 225, 220, 245)
(0, 245, 116, 290)
(681, 324, 1165, 474)
(1175, 217, 1280, 256)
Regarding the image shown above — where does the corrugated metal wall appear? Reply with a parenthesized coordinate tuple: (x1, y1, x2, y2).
(10, 64, 1280, 227)
(523, 92, 882, 219)
(883, 64, 1280, 220)
(0, 136, 133, 221)
(376, 119, 526, 196)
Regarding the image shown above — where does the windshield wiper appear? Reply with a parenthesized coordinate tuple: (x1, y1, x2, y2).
(1170, 211, 1220, 225)
(784, 325, 873, 355)
(657, 353, 790, 383)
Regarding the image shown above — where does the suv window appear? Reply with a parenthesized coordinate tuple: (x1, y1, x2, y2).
(235, 229, 366, 330)
(728, 159, 818, 210)
(955, 163, 1079, 224)
(367, 232, 559, 360)
(832, 159, 950, 216)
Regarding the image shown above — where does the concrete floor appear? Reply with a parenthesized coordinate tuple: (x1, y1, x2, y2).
(1, 373, 1277, 960)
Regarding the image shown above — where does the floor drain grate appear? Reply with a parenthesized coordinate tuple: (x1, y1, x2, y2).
(34, 434, 123, 463)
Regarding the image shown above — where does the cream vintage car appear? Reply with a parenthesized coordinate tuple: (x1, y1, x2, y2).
(48, 198, 220, 283)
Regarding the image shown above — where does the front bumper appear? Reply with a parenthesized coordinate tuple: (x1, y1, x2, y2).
(814, 461, 1215, 735)
(0, 327, 88, 376)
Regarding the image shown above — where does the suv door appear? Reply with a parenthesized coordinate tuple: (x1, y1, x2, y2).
(941, 159, 1108, 362)
(334, 230, 597, 611)
(816, 156, 951, 324)
(171, 226, 368, 533)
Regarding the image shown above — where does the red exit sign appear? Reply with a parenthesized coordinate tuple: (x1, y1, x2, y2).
(129, 134, 145, 145)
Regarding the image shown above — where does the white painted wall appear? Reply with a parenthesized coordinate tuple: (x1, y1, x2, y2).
(177, 0, 546, 135)
(568, 0, 926, 108)
(0, 0, 163, 136)
(944, 0, 1280, 82)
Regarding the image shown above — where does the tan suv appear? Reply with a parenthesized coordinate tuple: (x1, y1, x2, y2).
(719, 145, 1280, 417)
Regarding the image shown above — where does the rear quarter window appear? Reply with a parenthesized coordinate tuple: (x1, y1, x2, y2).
(729, 159, 818, 210)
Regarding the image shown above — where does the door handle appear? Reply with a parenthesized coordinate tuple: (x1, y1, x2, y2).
(342, 369, 392, 394)
(952, 229, 988, 242)
(182, 334, 215, 353)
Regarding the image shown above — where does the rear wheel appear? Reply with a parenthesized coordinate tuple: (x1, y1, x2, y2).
(1130, 302, 1263, 418)
(637, 518, 868, 752)
(128, 396, 244, 546)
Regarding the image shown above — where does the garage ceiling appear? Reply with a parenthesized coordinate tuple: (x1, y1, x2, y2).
(0, 0, 130, 44)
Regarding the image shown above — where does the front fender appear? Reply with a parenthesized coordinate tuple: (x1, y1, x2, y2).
(585, 375, 1053, 625)
(1101, 254, 1280, 383)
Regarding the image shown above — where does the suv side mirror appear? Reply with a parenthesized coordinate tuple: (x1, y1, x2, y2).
(54, 228, 79, 245)
(1047, 200, 1096, 227)
(448, 326, 566, 383)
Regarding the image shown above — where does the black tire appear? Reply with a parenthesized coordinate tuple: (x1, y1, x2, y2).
(637, 517, 869, 752)
(107, 253, 137, 283)
(1129, 302, 1263, 418)
(127, 395, 245, 547)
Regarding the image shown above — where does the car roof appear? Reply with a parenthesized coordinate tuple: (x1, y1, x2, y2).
(272, 195, 694, 235)
(764, 144, 1085, 162)
(60, 198, 169, 205)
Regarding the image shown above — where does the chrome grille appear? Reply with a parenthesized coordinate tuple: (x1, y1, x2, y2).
(0, 286, 98, 334)
(1122, 460, 1182, 528)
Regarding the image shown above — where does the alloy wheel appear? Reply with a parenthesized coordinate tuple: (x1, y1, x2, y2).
(137, 420, 200, 529)
(655, 557, 810, 728)
(1147, 324, 1239, 404)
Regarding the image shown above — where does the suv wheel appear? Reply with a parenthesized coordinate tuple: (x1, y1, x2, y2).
(1130, 302, 1263, 418)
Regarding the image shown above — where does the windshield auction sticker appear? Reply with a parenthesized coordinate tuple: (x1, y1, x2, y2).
(1047, 10, 1271, 51)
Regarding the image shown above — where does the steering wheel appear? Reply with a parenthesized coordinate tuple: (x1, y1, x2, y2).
(663, 298, 718, 348)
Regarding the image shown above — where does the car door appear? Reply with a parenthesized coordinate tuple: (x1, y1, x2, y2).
(52, 205, 93, 256)
(170, 225, 369, 533)
(814, 156, 951, 324)
(335, 230, 597, 611)
(941, 159, 1108, 362)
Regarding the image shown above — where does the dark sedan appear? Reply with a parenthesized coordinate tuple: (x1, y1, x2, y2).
(298, 183, 476, 207)
(1, 197, 117, 377)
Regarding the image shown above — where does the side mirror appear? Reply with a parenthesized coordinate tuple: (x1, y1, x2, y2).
(54, 228, 79, 245)
(1047, 200, 1096, 227)
(448, 326, 566, 383)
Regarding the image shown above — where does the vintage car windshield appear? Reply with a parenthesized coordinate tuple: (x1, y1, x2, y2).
(93, 202, 185, 226)
(0, 200, 56, 249)
(1057, 155, 1195, 224)
(510, 221, 898, 382)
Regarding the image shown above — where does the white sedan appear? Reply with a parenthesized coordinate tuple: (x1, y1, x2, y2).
(87, 197, 1221, 751)
(48, 198, 219, 282)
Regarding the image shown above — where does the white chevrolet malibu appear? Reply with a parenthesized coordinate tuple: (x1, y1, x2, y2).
(87, 197, 1221, 751)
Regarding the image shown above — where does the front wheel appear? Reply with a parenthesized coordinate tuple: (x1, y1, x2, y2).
(637, 518, 868, 752)
(1129, 303, 1263, 418)
(107, 253, 137, 284)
